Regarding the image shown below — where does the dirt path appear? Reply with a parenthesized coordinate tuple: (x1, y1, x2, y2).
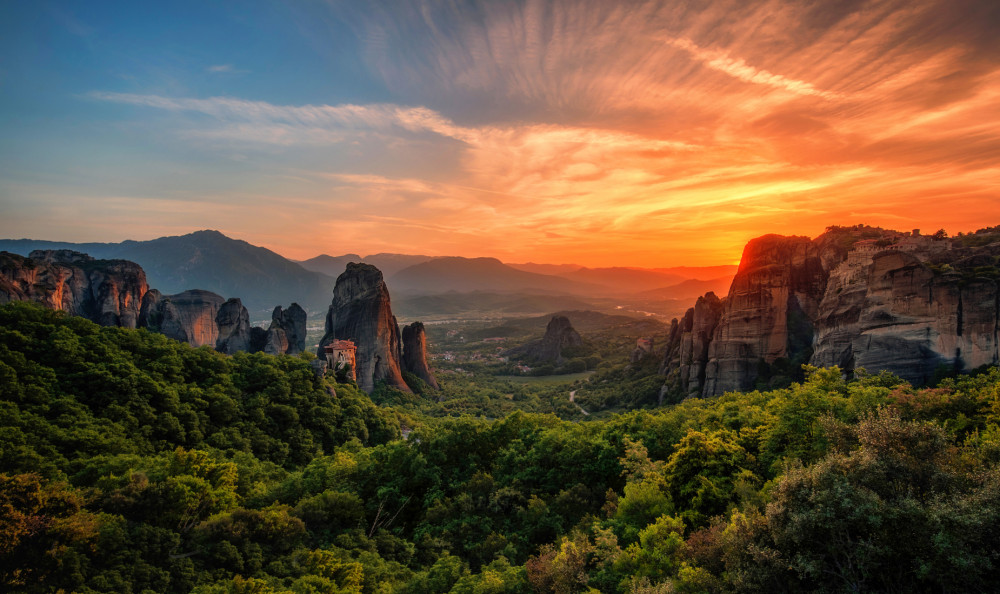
(568, 390, 589, 416)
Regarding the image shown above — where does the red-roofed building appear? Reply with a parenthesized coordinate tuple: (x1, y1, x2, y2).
(324, 339, 357, 380)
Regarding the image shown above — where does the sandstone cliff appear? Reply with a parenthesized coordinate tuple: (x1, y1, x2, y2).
(813, 243, 1000, 385)
(2, 249, 315, 358)
(140, 289, 226, 347)
(505, 315, 584, 365)
(402, 321, 439, 389)
(317, 263, 410, 394)
(659, 292, 725, 397)
(216, 298, 251, 354)
(0, 250, 148, 328)
(264, 304, 307, 355)
(660, 226, 1000, 397)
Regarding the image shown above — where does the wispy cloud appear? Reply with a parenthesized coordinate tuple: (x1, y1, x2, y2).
(40, 0, 1000, 266)
(206, 64, 250, 75)
(89, 91, 480, 144)
(665, 37, 841, 99)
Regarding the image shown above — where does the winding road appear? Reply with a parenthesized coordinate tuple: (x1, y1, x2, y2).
(568, 390, 589, 416)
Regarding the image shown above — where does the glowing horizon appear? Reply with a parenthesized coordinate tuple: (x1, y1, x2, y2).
(1, 1, 997, 268)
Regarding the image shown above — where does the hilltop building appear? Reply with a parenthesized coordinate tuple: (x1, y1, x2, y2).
(324, 339, 357, 381)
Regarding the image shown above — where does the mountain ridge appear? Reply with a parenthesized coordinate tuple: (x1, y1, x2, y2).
(0, 230, 332, 313)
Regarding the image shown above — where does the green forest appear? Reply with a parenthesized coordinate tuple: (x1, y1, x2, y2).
(2, 301, 999, 593)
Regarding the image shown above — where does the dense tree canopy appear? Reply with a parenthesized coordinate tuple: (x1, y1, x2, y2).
(1, 302, 998, 592)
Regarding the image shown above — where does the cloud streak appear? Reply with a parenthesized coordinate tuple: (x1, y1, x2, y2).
(665, 37, 841, 99)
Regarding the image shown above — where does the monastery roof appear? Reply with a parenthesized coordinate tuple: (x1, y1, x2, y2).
(325, 339, 357, 351)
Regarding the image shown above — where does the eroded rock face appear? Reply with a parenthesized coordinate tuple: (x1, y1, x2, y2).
(216, 298, 251, 354)
(702, 235, 831, 394)
(1, 249, 312, 357)
(265, 304, 307, 355)
(660, 227, 1000, 397)
(505, 315, 583, 365)
(402, 321, 439, 389)
(659, 292, 726, 398)
(317, 263, 410, 394)
(264, 326, 289, 356)
(816, 247, 1000, 385)
(140, 289, 226, 347)
(0, 250, 148, 328)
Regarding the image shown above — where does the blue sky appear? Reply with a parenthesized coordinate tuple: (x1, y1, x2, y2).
(1, 1, 998, 266)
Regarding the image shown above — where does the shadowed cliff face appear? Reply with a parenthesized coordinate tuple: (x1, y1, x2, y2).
(402, 321, 439, 390)
(661, 227, 1000, 397)
(317, 263, 410, 394)
(0, 250, 148, 328)
(704, 234, 830, 394)
(659, 292, 725, 398)
(815, 246, 1000, 385)
(265, 304, 307, 355)
(140, 289, 226, 347)
(216, 298, 251, 354)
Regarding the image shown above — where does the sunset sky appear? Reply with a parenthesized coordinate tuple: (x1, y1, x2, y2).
(1, 0, 998, 267)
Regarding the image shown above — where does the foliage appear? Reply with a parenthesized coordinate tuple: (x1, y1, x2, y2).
(2, 302, 999, 592)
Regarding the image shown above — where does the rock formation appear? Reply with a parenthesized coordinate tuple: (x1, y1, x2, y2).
(317, 263, 410, 394)
(813, 246, 1000, 385)
(659, 226, 1000, 397)
(659, 292, 725, 397)
(2, 249, 315, 358)
(402, 321, 439, 389)
(139, 289, 227, 347)
(505, 315, 584, 365)
(264, 304, 307, 355)
(0, 250, 148, 328)
(215, 298, 251, 354)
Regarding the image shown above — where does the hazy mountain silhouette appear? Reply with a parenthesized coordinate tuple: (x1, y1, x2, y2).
(388, 256, 604, 295)
(0, 231, 332, 313)
(299, 253, 434, 279)
(509, 263, 737, 294)
(635, 276, 735, 301)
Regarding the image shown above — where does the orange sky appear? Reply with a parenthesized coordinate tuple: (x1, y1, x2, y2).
(2, 0, 998, 267)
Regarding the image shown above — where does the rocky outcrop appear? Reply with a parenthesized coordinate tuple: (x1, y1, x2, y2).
(140, 289, 226, 347)
(659, 292, 725, 397)
(264, 304, 307, 355)
(660, 226, 1000, 397)
(402, 321, 439, 389)
(0, 250, 149, 328)
(702, 234, 831, 394)
(2, 249, 313, 358)
(505, 315, 583, 365)
(814, 245, 1000, 385)
(317, 263, 410, 394)
(215, 298, 251, 354)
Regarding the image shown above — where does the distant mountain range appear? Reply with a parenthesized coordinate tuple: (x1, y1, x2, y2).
(635, 276, 735, 301)
(393, 292, 598, 319)
(387, 257, 606, 295)
(299, 253, 434, 279)
(0, 230, 738, 318)
(0, 230, 333, 314)
(308, 254, 736, 296)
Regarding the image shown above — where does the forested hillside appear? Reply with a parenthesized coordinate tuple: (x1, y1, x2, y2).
(2, 302, 999, 593)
